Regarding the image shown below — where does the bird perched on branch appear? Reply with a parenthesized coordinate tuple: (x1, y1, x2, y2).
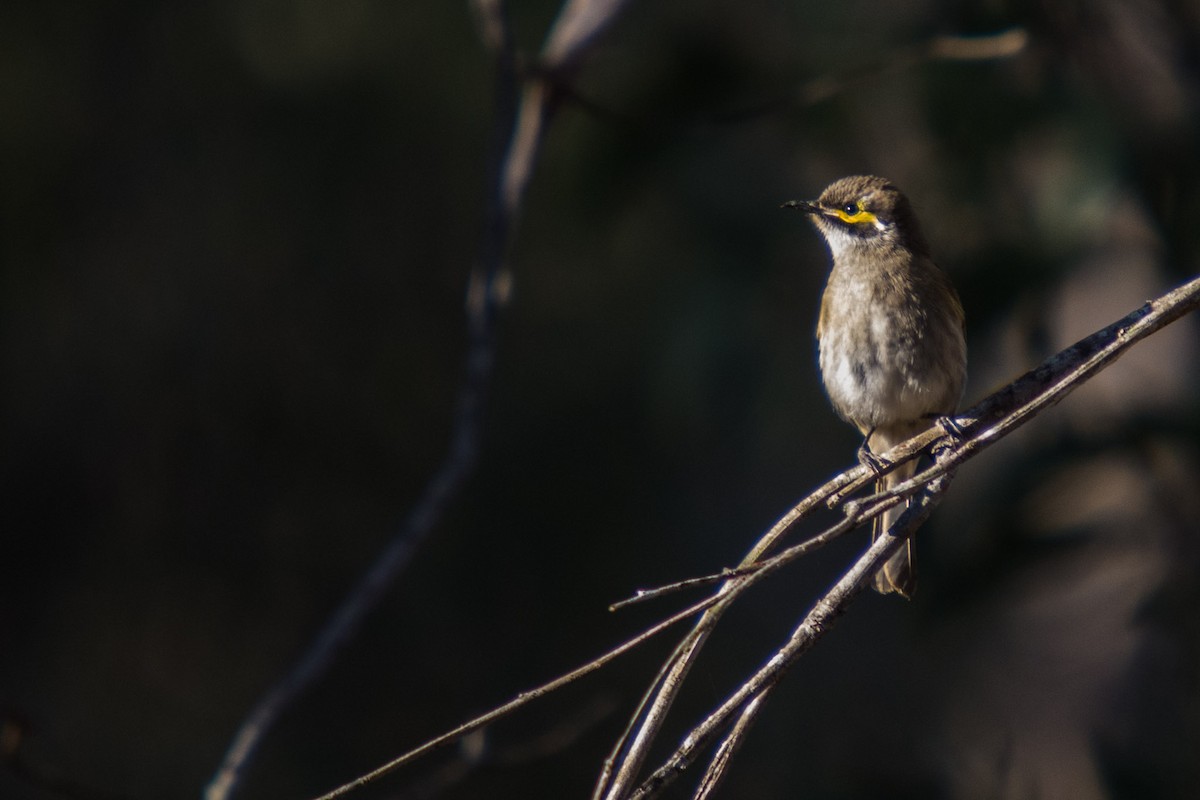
(784, 176, 966, 597)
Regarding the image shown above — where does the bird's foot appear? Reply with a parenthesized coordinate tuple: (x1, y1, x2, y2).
(927, 414, 965, 458)
(856, 443, 890, 475)
(932, 414, 965, 438)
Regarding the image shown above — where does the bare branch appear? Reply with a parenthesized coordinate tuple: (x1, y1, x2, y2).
(541, 0, 636, 74)
(305, 592, 725, 800)
(469, 0, 514, 58)
(309, 458, 899, 800)
(646, 27, 1028, 125)
(609, 567, 759, 612)
(795, 27, 1029, 107)
(202, 2, 633, 798)
(391, 696, 617, 800)
(692, 694, 763, 800)
(596, 272, 1200, 799)
(927, 28, 1029, 61)
(628, 467, 955, 800)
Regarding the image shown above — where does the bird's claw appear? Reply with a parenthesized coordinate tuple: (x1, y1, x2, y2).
(934, 414, 965, 439)
(856, 443, 890, 475)
(929, 414, 965, 458)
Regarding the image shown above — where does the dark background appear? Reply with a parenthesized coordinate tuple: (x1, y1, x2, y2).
(4, 1, 1200, 798)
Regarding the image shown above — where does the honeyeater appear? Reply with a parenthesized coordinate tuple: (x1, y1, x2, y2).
(784, 175, 966, 598)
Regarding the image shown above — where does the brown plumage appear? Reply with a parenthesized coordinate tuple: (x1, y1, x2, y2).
(785, 176, 966, 597)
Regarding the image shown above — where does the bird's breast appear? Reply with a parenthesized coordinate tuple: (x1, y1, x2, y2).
(816, 262, 964, 429)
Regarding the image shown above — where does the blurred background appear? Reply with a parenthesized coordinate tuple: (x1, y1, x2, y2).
(4, 0, 1200, 798)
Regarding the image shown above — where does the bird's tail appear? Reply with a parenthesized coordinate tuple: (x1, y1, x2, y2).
(872, 458, 918, 597)
(869, 423, 925, 598)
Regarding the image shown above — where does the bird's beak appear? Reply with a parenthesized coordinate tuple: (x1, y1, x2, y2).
(781, 199, 819, 214)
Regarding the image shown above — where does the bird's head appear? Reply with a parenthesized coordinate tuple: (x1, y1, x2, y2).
(783, 175, 929, 259)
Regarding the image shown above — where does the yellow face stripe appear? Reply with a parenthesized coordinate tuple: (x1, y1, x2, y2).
(832, 207, 878, 225)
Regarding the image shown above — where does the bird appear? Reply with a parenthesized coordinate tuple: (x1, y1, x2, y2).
(783, 175, 966, 597)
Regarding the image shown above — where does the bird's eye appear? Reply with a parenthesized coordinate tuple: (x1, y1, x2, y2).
(831, 199, 877, 226)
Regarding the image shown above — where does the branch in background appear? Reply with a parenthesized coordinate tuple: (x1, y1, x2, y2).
(202, 2, 632, 798)
(927, 28, 1028, 60)
(767, 27, 1029, 115)
(393, 695, 618, 800)
(554, 27, 1028, 126)
(541, 0, 637, 75)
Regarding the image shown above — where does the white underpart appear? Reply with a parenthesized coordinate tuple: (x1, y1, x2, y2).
(818, 223, 868, 257)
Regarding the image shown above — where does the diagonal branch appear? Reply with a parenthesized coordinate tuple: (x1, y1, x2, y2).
(595, 272, 1200, 799)
(306, 592, 725, 800)
(631, 461, 955, 800)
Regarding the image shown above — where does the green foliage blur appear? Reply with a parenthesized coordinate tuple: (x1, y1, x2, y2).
(3, 1, 1199, 798)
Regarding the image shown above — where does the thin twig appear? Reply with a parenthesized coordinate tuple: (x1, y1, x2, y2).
(794, 27, 1029, 108)
(629, 469, 954, 800)
(540, 0, 637, 74)
(609, 566, 767, 611)
(703, 28, 1029, 122)
(393, 695, 617, 800)
(928, 28, 1029, 60)
(594, 423, 932, 799)
(608, 462, 929, 612)
(693, 694, 763, 800)
(306, 592, 724, 800)
(595, 433, 948, 798)
(593, 466, 870, 799)
(592, 496, 887, 799)
(310, 464, 892, 800)
(552, 27, 1028, 129)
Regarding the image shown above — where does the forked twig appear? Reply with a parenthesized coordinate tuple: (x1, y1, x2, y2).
(693, 693, 763, 800)
(633, 464, 955, 800)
